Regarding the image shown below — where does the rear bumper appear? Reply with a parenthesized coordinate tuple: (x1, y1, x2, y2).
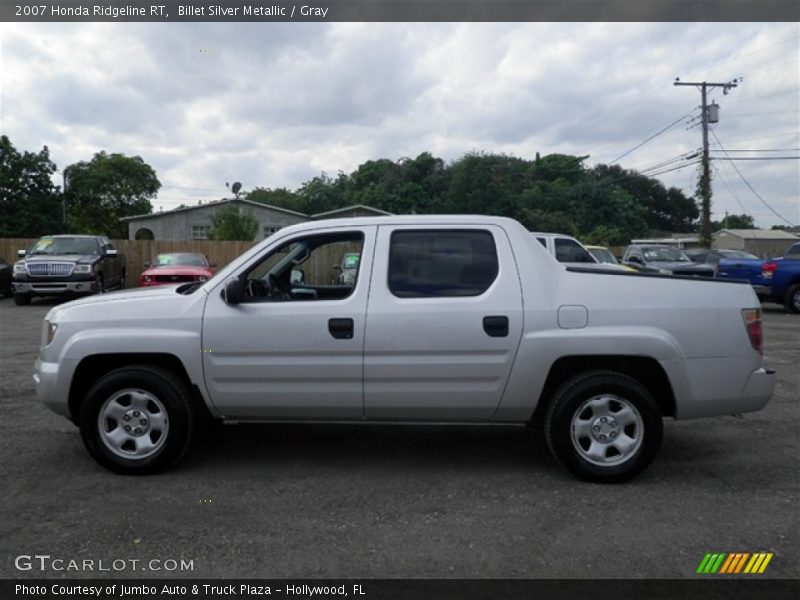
(676, 363, 776, 419)
(752, 284, 773, 298)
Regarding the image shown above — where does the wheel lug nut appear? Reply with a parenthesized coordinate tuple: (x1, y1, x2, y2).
(610, 421, 617, 427)
(123, 415, 131, 421)
(600, 417, 607, 423)
(134, 428, 142, 434)
(124, 425, 131, 432)
(599, 434, 606, 441)
(133, 411, 140, 417)
(593, 425, 600, 431)
(140, 419, 147, 426)
(610, 431, 617, 438)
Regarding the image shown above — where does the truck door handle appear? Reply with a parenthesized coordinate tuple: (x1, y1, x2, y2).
(483, 316, 509, 337)
(328, 318, 354, 339)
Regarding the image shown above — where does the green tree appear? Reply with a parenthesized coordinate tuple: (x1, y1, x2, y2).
(247, 187, 305, 213)
(0, 135, 62, 237)
(713, 213, 756, 230)
(65, 151, 159, 238)
(208, 205, 258, 240)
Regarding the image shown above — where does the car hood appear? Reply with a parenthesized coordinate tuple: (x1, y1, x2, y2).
(649, 261, 711, 272)
(23, 254, 98, 264)
(142, 266, 212, 276)
(45, 285, 196, 321)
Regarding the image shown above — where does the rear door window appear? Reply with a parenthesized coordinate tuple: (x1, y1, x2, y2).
(388, 230, 498, 298)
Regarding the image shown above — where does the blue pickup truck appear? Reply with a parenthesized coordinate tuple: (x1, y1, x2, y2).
(717, 241, 800, 313)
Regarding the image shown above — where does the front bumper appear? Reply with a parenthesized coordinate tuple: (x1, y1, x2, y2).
(34, 357, 74, 418)
(13, 280, 97, 296)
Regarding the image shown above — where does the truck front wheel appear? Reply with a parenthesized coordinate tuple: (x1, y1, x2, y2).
(79, 366, 195, 474)
(784, 283, 800, 314)
(545, 370, 662, 483)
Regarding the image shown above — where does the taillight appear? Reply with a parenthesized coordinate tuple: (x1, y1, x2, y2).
(762, 262, 778, 279)
(742, 308, 763, 354)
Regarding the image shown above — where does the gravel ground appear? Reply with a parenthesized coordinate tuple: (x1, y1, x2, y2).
(0, 297, 797, 579)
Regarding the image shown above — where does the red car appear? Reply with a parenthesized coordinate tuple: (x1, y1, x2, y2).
(139, 252, 216, 287)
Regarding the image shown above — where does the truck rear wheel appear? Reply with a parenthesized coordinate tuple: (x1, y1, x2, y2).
(545, 370, 662, 483)
(784, 283, 800, 314)
(79, 365, 195, 474)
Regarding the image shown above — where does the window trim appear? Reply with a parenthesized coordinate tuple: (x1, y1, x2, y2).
(387, 228, 500, 299)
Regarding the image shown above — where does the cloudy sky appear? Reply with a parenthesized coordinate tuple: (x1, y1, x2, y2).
(1, 21, 798, 227)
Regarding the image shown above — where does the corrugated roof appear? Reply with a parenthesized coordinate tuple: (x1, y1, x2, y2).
(713, 229, 799, 240)
(119, 197, 308, 221)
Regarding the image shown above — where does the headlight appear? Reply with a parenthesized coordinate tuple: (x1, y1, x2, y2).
(45, 321, 58, 345)
(13, 261, 26, 274)
(143, 275, 152, 282)
(74, 264, 93, 274)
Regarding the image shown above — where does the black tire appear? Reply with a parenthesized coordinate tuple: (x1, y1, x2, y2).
(784, 283, 800, 314)
(13, 294, 31, 306)
(79, 365, 196, 475)
(96, 273, 105, 293)
(545, 370, 663, 483)
(119, 270, 126, 290)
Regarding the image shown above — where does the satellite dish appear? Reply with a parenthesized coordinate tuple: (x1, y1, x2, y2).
(231, 182, 242, 195)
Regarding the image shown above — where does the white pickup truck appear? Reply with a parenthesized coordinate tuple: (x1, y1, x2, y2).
(34, 216, 775, 482)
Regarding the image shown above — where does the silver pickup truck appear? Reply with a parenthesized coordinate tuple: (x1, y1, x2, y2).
(34, 216, 775, 482)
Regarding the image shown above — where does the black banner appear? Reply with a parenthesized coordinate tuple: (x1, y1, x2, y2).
(3, 0, 800, 23)
(3, 579, 800, 600)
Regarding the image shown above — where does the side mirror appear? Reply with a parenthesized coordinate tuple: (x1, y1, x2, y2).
(628, 256, 643, 264)
(17, 249, 26, 257)
(224, 278, 244, 305)
(144, 261, 151, 268)
(291, 269, 305, 284)
(105, 248, 118, 256)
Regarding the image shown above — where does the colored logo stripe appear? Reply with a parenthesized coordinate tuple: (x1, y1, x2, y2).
(697, 552, 773, 574)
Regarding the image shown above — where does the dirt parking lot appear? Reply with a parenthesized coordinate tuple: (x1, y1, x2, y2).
(0, 297, 797, 579)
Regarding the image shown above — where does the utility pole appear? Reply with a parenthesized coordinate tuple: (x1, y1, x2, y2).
(62, 169, 68, 234)
(673, 78, 738, 247)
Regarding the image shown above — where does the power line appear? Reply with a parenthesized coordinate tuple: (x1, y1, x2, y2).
(710, 156, 800, 160)
(710, 129, 796, 226)
(710, 148, 800, 152)
(608, 110, 696, 165)
(712, 162, 751, 217)
(644, 160, 703, 178)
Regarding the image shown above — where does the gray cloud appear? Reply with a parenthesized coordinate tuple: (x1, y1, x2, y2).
(1, 21, 797, 226)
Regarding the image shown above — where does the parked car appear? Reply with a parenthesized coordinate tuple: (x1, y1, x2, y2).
(684, 248, 758, 275)
(12, 235, 125, 305)
(532, 233, 628, 272)
(0, 258, 12, 297)
(335, 252, 361, 285)
(586, 245, 636, 272)
(622, 244, 714, 277)
(34, 216, 774, 482)
(140, 252, 216, 287)
(717, 242, 800, 313)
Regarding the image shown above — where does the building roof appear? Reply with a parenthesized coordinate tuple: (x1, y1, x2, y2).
(119, 197, 308, 221)
(310, 204, 393, 218)
(713, 229, 800, 240)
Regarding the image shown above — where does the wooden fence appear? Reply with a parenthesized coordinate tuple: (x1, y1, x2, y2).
(0, 239, 258, 289)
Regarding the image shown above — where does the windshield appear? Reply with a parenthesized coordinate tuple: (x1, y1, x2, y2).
(154, 253, 208, 267)
(642, 246, 691, 262)
(28, 237, 99, 256)
(588, 247, 619, 265)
